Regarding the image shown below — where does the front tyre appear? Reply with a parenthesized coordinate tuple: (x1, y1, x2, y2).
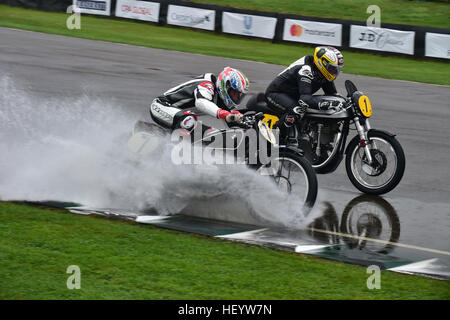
(258, 150, 318, 211)
(345, 130, 405, 195)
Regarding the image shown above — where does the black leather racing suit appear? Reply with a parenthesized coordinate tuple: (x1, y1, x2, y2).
(265, 55, 337, 112)
(265, 55, 338, 138)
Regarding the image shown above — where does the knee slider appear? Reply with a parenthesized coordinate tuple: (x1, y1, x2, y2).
(175, 111, 198, 133)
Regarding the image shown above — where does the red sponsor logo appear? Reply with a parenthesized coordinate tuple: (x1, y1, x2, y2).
(121, 4, 152, 16)
(290, 24, 303, 37)
(285, 116, 295, 124)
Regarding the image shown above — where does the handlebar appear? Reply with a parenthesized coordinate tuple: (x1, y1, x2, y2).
(233, 112, 264, 129)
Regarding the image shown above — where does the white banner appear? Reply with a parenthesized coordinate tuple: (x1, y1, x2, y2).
(74, 0, 111, 16)
(425, 33, 450, 59)
(115, 0, 160, 22)
(222, 12, 277, 39)
(167, 5, 215, 31)
(283, 19, 342, 46)
(350, 25, 415, 55)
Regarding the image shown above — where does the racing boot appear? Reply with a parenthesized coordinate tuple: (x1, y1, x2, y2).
(277, 101, 308, 144)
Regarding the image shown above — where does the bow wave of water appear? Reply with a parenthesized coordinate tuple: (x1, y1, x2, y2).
(0, 76, 311, 228)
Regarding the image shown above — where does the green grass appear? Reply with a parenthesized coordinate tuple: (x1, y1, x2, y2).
(190, 0, 450, 29)
(0, 201, 449, 299)
(0, 5, 449, 85)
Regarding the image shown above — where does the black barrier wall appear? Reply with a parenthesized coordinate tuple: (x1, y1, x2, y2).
(2, 0, 449, 60)
(1, 0, 72, 11)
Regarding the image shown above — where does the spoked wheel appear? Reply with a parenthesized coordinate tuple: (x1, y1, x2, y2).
(340, 195, 400, 254)
(258, 150, 318, 211)
(346, 130, 405, 195)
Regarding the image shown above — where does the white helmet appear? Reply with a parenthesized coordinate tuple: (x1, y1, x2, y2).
(216, 67, 250, 108)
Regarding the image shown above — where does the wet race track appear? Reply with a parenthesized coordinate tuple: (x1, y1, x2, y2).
(1, 28, 449, 279)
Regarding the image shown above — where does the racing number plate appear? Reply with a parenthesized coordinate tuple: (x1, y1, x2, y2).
(262, 114, 279, 129)
(358, 95, 372, 118)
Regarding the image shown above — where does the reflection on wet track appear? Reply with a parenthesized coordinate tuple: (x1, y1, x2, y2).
(66, 191, 450, 280)
(308, 195, 401, 254)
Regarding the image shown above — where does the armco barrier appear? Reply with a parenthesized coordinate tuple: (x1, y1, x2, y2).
(1, 0, 449, 60)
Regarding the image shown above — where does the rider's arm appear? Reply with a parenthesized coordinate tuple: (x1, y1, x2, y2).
(297, 65, 322, 109)
(194, 81, 235, 120)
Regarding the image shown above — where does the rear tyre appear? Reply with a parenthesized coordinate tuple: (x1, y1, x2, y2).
(258, 150, 318, 212)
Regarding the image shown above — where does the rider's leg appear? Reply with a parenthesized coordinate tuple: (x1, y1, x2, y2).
(150, 99, 198, 131)
(150, 98, 213, 143)
(265, 92, 302, 142)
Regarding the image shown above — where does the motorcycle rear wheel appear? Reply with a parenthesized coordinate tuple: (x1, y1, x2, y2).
(258, 150, 318, 211)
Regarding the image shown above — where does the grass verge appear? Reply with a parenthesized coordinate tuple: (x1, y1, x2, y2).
(190, 0, 450, 29)
(0, 201, 449, 299)
(0, 5, 449, 86)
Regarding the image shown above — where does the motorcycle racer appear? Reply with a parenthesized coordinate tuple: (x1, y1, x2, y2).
(150, 67, 250, 135)
(265, 46, 344, 138)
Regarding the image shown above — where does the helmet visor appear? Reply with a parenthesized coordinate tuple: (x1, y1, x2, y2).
(326, 64, 339, 77)
(228, 88, 245, 104)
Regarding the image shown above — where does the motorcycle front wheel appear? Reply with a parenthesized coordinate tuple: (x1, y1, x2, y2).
(345, 130, 405, 195)
(257, 150, 318, 211)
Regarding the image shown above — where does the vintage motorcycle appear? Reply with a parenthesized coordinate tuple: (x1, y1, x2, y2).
(127, 112, 318, 209)
(245, 80, 405, 195)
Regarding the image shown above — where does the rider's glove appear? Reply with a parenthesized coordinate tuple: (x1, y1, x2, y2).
(296, 100, 309, 114)
(224, 110, 244, 124)
(284, 100, 309, 127)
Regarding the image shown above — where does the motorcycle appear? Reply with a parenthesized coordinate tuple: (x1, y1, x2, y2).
(245, 80, 406, 195)
(127, 112, 318, 209)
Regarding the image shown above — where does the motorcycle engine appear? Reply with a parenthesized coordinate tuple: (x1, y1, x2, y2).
(303, 122, 340, 164)
(318, 125, 332, 144)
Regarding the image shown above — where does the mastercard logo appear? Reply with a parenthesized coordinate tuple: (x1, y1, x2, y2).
(290, 24, 303, 37)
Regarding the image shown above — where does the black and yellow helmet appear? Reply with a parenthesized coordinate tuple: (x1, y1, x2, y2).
(313, 46, 344, 81)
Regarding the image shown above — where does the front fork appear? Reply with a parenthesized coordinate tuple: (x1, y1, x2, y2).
(354, 117, 373, 164)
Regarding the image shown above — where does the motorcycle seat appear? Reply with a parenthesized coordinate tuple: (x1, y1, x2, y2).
(245, 93, 283, 115)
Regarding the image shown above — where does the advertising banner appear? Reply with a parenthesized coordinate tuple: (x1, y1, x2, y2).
(115, 0, 160, 22)
(350, 25, 415, 55)
(222, 12, 277, 39)
(167, 5, 215, 31)
(425, 33, 450, 59)
(283, 19, 342, 46)
(73, 0, 111, 16)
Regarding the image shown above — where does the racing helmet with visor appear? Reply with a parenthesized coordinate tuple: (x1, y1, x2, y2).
(313, 46, 344, 81)
(216, 67, 249, 109)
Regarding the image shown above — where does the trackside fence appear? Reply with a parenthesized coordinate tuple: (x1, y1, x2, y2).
(2, 0, 449, 60)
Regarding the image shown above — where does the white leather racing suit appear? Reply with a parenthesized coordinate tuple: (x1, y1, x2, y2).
(150, 73, 235, 132)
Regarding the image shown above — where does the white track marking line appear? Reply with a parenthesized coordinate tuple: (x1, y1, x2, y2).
(136, 215, 172, 223)
(295, 245, 335, 253)
(388, 258, 439, 271)
(388, 258, 450, 279)
(216, 228, 269, 238)
(68, 209, 92, 215)
(307, 227, 450, 256)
